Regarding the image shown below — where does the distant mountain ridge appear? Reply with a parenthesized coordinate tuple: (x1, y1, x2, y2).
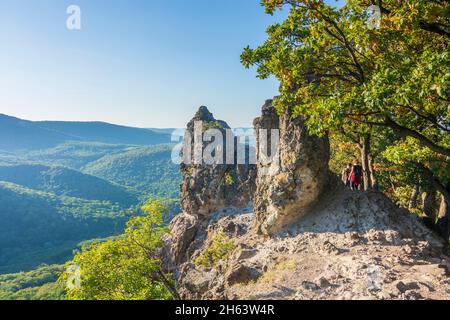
(0, 114, 171, 152)
(0, 114, 78, 151)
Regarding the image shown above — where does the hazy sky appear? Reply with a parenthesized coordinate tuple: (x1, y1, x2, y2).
(0, 0, 345, 128)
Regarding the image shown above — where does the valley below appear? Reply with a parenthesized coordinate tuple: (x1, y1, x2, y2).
(0, 114, 181, 299)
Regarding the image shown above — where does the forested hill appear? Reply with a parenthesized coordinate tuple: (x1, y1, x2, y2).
(0, 264, 66, 300)
(0, 114, 171, 151)
(0, 181, 127, 274)
(0, 111, 183, 277)
(0, 138, 181, 276)
(82, 144, 180, 199)
(0, 164, 138, 206)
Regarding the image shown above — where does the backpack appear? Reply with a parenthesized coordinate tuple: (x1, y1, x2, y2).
(353, 165, 362, 178)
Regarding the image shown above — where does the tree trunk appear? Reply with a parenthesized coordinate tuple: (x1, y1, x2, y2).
(438, 195, 449, 245)
(422, 190, 437, 223)
(157, 269, 181, 300)
(360, 134, 372, 191)
(415, 163, 450, 246)
(409, 185, 420, 210)
(387, 173, 396, 193)
(437, 183, 450, 247)
(368, 156, 378, 190)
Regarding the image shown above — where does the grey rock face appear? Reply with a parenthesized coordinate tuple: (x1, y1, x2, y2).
(165, 101, 450, 301)
(180, 106, 256, 217)
(175, 208, 255, 299)
(162, 212, 200, 271)
(253, 100, 331, 235)
(165, 107, 256, 274)
(174, 190, 450, 300)
(225, 263, 261, 286)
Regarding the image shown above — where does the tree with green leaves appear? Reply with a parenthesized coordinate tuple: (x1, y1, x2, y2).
(59, 200, 179, 300)
(242, 0, 449, 242)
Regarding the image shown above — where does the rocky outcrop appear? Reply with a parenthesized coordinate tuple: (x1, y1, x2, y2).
(253, 100, 331, 235)
(174, 190, 450, 300)
(175, 207, 255, 299)
(163, 212, 200, 270)
(166, 101, 450, 300)
(180, 106, 256, 217)
(164, 106, 256, 271)
(167, 100, 333, 287)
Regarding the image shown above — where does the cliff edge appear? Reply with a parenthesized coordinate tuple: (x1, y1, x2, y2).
(164, 101, 450, 300)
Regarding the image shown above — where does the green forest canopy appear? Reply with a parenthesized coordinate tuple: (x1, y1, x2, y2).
(241, 0, 449, 242)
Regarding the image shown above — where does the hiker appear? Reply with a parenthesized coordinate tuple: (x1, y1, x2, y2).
(350, 160, 363, 191)
(341, 163, 352, 189)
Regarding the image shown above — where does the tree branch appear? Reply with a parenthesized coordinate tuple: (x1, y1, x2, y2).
(418, 21, 450, 39)
(384, 117, 450, 157)
(414, 162, 450, 201)
(401, 104, 450, 132)
(346, 115, 450, 157)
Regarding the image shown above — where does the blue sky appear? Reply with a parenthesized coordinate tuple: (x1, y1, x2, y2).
(0, 0, 345, 128)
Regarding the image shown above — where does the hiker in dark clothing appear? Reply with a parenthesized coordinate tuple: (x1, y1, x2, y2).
(341, 163, 352, 189)
(350, 160, 363, 191)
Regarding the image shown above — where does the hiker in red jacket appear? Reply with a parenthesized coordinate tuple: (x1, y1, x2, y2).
(350, 160, 363, 191)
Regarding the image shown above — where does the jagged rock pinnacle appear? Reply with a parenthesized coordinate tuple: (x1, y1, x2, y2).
(194, 106, 216, 122)
(165, 99, 450, 301)
(180, 106, 255, 216)
(190, 106, 230, 129)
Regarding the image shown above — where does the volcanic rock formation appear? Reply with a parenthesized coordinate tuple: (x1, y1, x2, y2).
(253, 100, 331, 235)
(163, 101, 450, 300)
